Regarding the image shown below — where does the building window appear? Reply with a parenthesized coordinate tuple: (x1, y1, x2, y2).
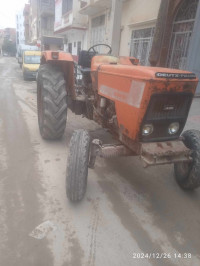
(68, 43, 72, 53)
(62, 0, 73, 15)
(167, 0, 198, 70)
(130, 27, 154, 66)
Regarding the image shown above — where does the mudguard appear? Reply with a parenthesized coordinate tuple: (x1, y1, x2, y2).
(40, 51, 75, 98)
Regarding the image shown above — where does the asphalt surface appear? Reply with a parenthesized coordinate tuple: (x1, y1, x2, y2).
(0, 57, 200, 266)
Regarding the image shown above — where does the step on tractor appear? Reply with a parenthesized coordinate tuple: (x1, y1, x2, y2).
(37, 44, 200, 202)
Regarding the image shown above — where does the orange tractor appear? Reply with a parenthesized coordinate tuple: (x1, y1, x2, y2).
(37, 44, 200, 202)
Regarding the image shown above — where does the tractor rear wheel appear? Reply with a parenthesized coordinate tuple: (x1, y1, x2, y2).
(37, 64, 67, 140)
(66, 130, 91, 202)
(174, 130, 200, 190)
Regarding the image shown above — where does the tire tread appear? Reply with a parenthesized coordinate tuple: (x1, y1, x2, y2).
(66, 130, 90, 201)
(174, 130, 200, 190)
(37, 64, 67, 139)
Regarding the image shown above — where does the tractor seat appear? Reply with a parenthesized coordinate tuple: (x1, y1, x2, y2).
(78, 50, 96, 68)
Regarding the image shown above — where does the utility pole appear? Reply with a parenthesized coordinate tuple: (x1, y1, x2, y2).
(110, 0, 123, 56)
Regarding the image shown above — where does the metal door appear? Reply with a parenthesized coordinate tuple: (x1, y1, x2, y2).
(168, 31, 192, 69)
(168, 0, 198, 69)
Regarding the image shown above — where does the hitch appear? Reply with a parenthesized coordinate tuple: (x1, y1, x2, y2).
(140, 140, 193, 167)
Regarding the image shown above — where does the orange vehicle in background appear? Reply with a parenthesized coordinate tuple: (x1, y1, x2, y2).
(37, 44, 200, 202)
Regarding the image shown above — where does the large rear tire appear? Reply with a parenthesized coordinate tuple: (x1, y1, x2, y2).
(174, 130, 200, 190)
(37, 64, 67, 140)
(66, 130, 90, 202)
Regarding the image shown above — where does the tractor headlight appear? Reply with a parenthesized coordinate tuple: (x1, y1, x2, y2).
(142, 124, 154, 136)
(168, 122, 180, 135)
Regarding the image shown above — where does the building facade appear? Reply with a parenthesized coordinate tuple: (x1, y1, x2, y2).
(16, 9, 25, 48)
(29, 0, 38, 44)
(23, 4, 30, 44)
(54, 0, 88, 57)
(79, 0, 118, 54)
(25, 0, 63, 50)
(79, 0, 161, 58)
(39, 0, 64, 50)
(120, 0, 161, 64)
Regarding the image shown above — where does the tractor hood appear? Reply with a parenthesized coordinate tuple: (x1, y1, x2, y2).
(96, 63, 198, 109)
(97, 63, 197, 82)
(91, 56, 198, 141)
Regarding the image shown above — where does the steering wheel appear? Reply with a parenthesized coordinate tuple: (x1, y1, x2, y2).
(88, 44, 112, 55)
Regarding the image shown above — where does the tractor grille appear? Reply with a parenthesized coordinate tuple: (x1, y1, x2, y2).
(140, 92, 193, 142)
(146, 93, 193, 120)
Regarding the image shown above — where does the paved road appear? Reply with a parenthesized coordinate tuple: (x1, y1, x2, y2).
(0, 57, 200, 266)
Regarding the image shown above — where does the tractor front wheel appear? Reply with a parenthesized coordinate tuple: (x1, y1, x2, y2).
(37, 64, 67, 140)
(66, 130, 91, 202)
(174, 130, 200, 190)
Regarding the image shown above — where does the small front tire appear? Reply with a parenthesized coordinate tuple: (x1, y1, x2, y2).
(66, 130, 91, 202)
(174, 130, 200, 190)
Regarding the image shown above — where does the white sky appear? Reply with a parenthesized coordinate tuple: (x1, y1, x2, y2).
(0, 0, 29, 29)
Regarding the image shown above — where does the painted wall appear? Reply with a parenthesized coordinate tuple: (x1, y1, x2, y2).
(54, 0, 88, 32)
(84, 0, 161, 55)
(73, 0, 88, 27)
(54, 0, 88, 56)
(119, 0, 161, 56)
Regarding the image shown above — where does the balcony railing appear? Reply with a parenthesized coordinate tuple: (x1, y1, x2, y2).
(55, 10, 87, 31)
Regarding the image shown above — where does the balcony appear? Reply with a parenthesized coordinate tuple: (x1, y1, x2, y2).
(79, 0, 112, 16)
(40, 0, 54, 17)
(54, 9, 88, 33)
(54, 11, 74, 32)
